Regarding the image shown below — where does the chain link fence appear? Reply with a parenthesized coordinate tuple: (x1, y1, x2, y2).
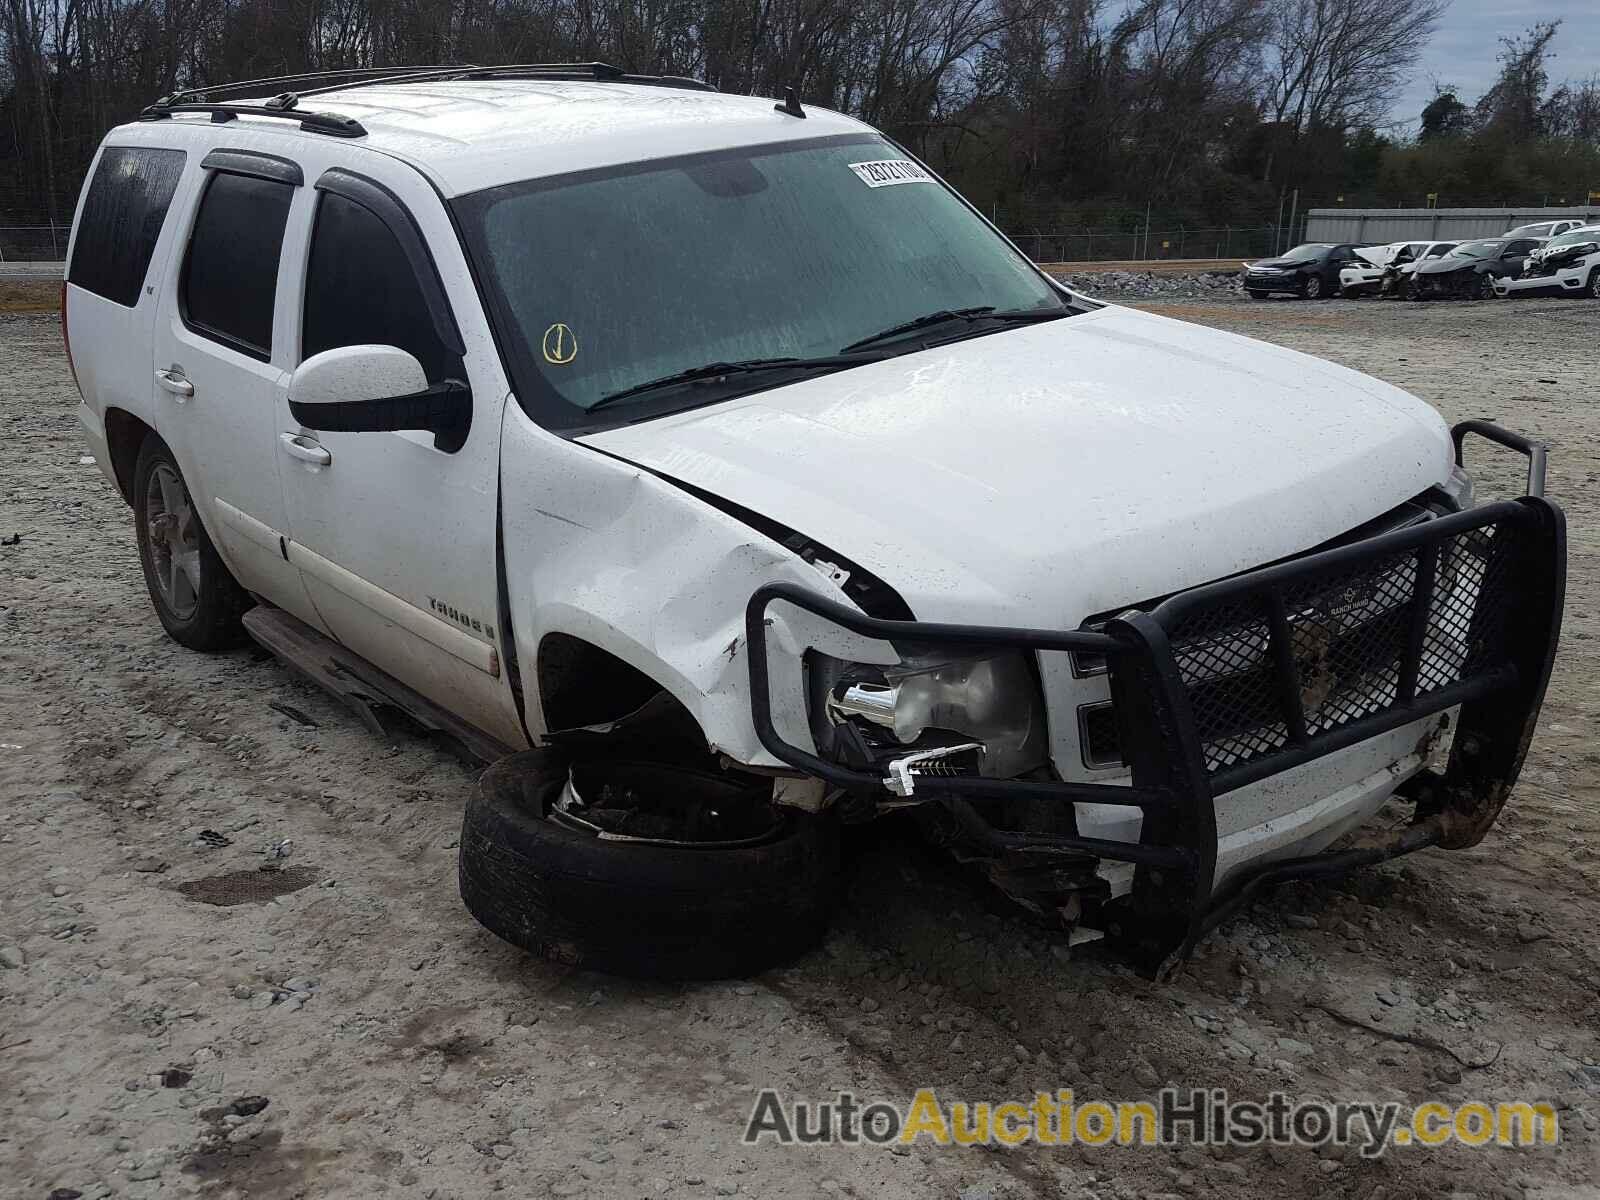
(3, 221, 1295, 266)
(1006, 225, 1282, 264)
(0, 224, 68, 260)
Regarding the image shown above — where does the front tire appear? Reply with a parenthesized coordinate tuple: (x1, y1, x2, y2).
(460, 750, 839, 979)
(1586, 268, 1600, 299)
(1474, 273, 1495, 300)
(133, 436, 250, 651)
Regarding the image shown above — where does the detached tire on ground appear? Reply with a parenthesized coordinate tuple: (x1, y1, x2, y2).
(459, 750, 839, 979)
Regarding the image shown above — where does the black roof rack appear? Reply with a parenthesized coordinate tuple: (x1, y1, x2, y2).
(139, 62, 717, 139)
(156, 65, 479, 105)
(138, 102, 369, 138)
(290, 62, 718, 97)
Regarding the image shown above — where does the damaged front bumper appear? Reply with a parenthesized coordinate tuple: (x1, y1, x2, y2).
(1413, 269, 1484, 298)
(744, 421, 1565, 973)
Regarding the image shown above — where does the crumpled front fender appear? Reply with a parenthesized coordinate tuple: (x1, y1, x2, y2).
(499, 405, 890, 765)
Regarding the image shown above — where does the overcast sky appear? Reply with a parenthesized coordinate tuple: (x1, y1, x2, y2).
(1388, 1, 1600, 133)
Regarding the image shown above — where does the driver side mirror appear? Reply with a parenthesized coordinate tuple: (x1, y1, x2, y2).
(288, 344, 471, 453)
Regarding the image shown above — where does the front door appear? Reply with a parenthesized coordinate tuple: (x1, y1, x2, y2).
(273, 151, 526, 751)
(151, 149, 321, 620)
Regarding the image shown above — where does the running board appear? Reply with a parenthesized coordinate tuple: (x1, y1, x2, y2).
(242, 606, 516, 765)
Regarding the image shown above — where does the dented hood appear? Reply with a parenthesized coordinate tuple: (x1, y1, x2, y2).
(1354, 243, 1403, 267)
(580, 304, 1453, 625)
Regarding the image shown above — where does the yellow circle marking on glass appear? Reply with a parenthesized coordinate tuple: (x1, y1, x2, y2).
(542, 322, 577, 365)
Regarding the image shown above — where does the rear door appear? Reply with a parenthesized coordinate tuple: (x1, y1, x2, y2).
(272, 151, 526, 750)
(151, 148, 322, 620)
(65, 143, 188, 448)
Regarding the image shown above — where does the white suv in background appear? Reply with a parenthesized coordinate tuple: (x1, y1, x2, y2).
(1494, 225, 1600, 299)
(64, 65, 1566, 979)
(1503, 219, 1586, 240)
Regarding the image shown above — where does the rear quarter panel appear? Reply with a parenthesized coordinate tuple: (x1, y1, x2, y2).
(65, 128, 200, 477)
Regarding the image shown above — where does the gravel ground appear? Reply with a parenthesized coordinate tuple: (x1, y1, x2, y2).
(3, 298, 1600, 1200)
(1047, 268, 1243, 301)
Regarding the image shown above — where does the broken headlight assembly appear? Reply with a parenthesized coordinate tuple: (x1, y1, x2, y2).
(805, 648, 1050, 794)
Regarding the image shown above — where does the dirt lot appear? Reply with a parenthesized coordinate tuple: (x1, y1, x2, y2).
(3, 296, 1599, 1200)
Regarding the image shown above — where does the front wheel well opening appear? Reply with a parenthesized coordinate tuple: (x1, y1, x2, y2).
(104, 408, 155, 505)
(535, 633, 678, 733)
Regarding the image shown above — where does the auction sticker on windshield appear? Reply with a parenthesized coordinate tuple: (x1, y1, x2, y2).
(849, 159, 933, 188)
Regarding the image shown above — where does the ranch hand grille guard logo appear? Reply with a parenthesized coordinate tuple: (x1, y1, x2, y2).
(848, 159, 933, 188)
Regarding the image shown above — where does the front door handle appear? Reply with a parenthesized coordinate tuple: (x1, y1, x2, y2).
(156, 367, 193, 399)
(278, 432, 332, 467)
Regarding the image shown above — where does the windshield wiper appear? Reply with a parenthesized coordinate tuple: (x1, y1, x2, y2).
(586, 353, 885, 415)
(840, 305, 1069, 353)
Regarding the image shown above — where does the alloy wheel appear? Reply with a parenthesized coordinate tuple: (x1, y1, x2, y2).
(145, 462, 202, 620)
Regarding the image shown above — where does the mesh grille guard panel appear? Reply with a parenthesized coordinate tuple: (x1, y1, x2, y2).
(1126, 499, 1556, 795)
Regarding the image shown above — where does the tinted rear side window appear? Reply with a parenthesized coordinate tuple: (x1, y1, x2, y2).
(182, 172, 293, 358)
(68, 147, 186, 307)
(301, 192, 458, 382)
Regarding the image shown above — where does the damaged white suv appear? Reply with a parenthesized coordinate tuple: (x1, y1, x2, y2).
(67, 65, 1565, 979)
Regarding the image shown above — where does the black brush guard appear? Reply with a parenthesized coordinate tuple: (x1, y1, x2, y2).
(745, 422, 1565, 972)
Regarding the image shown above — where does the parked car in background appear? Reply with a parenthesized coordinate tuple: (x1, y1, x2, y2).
(1412, 237, 1544, 299)
(1503, 219, 1586, 240)
(1339, 241, 1456, 298)
(1242, 243, 1365, 299)
(1386, 241, 1459, 298)
(1494, 225, 1600, 299)
(1339, 242, 1408, 298)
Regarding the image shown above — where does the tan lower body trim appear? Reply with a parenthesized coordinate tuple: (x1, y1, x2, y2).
(213, 497, 281, 555)
(283, 538, 500, 678)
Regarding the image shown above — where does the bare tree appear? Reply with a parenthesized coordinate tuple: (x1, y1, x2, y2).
(1263, 0, 1447, 136)
(1474, 21, 1558, 141)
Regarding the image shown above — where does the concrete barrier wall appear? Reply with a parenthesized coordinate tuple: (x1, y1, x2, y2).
(1306, 207, 1600, 244)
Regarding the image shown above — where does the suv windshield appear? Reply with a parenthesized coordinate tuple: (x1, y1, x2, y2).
(455, 134, 1070, 430)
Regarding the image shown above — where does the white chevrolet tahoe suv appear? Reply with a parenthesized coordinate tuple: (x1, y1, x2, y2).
(65, 65, 1565, 979)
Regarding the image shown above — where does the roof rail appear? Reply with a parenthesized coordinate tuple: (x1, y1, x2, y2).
(138, 62, 717, 138)
(454, 63, 716, 92)
(138, 102, 368, 138)
(156, 65, 478, 105)
(290, 61, 717, 97)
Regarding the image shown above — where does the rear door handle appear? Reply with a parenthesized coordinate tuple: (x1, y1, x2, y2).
(156, 367, 193, 399)
(278, 432, 332, 467)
